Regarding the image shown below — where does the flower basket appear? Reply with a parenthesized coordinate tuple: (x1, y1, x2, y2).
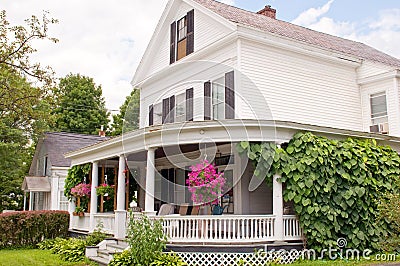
(96, 184, 115, 197)
(71, 183, 91, 198)
(186, 160, 225, 206)
(73, 206, 85, 216)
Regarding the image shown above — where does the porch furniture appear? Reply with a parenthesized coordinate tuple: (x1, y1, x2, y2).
(158, 204, 175, 216)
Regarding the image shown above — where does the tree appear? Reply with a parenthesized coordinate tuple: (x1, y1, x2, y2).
(110, 89, 140, 136)
(0, 10, 57, 211)
(54, 73, 110, 135)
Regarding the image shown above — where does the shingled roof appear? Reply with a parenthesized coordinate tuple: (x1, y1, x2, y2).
(193, 0, 400, 68)
(36, 132, 108, 168)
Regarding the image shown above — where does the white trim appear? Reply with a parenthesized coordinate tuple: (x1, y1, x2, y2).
(358, 69, 400, 86)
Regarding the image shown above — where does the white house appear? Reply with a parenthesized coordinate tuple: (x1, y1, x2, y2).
(65, 0, 400, 260)
(22, 132, 107, 212)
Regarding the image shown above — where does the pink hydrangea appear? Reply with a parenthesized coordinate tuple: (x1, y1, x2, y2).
(71, 183, 91, 197)
(186, 160, 225, 205)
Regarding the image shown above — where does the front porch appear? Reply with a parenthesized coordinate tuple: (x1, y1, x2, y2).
(66, 120, 312, 246)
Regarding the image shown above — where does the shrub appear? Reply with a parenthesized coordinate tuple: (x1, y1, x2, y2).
(109, 250, 134, 266)
(150, 252, 187, 266)
(0, 210, 69, 249)
(378, 193, 400, 252)
(125, 213, 167, 265)
(38, 225, 107, 262)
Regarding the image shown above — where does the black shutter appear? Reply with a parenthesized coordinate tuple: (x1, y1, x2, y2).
(225, 71, 235, 119)
(186, 88, 194, 121)
(186, 9, 194, 55)
(169, 95, 175, 123)
(204, 81, 211, 120)
(149, 104, 154, 126)
(170, 22, 176, 64)
(162, 98, 169, 124)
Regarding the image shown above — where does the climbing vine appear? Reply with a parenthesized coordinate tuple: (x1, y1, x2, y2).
(64, 164, 91, 201)
(238, 132, 400, 251)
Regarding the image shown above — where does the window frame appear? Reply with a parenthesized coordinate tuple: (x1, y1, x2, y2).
(370, 91, 388, 125)
(175, 92, 186, 122)
(212, 77, 225, 120)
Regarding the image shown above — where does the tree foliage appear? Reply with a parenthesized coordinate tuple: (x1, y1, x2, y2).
(111, 89, 140, 136)
(54, 73, 109, 135)
(238, 132, 400, 251)
(0, 10, 57, 212)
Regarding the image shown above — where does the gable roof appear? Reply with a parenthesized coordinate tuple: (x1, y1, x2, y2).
(193, 0, 400, 68)
(30, 132, 108, 173)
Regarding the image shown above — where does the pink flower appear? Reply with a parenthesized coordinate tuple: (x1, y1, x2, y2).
(71, 183, 91, 197)
(186, 160, 225, 205)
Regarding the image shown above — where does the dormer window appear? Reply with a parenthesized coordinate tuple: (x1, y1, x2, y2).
(170, 10, 194, 64)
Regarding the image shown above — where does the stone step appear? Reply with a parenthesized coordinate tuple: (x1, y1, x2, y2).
(90, 256, 109, 266)
(97, 249, 113, 260)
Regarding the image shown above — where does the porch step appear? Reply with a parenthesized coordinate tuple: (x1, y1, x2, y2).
(86, 239, 129, 265)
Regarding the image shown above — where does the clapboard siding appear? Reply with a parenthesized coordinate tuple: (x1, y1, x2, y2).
(357, 61, 392, 80)
(239, 40, 363, 131)
(140, 43, 237, 128)
(142, 1, 232, 82)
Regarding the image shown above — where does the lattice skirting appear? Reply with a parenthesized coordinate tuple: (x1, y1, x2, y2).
(174, 250, 302, 265)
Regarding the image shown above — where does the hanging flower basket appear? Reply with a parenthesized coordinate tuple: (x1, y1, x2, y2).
(71, 183, 91, 198)
(186, 160, 225, 206)
(96, 184, 115, 197)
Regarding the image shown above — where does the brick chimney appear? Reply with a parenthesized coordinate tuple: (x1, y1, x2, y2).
(257, 5, 276, 19)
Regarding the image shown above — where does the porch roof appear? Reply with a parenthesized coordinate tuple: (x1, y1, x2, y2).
(65, 120, 400, 166)
(22, 176, 51, 192)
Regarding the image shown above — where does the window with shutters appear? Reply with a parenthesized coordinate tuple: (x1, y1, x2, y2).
(370, 92, 388, 125)
(170, 10, 194, 64)
(204, 71, 235, 121)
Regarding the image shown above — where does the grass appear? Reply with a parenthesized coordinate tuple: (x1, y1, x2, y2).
(0, 249, 93, 266)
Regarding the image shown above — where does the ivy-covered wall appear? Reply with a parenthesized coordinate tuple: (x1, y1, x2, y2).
(238, 132, 400, 251)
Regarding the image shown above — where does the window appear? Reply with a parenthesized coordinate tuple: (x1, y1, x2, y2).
(59, 191, 68, 211)
(170, 10, 194, 64)
(175, 93, 186, 122)
(153, 102, 162, 125)
(212, 77, 225, 120)
(370, 92, 388, 125)
(177, 17, 187, 41)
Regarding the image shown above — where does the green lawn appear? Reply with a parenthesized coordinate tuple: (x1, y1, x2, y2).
(0, 249, 92, 266)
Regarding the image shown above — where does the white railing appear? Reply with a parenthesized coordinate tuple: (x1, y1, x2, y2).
(283, 215, 302, 240)
(155, 215, 276, 243)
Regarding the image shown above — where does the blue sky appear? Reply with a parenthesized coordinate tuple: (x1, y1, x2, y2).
(3, 0, 400, 110)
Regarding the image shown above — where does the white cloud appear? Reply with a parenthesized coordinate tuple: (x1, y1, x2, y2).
(292, 1, 400, 59)
(292, 0, 334, 26)
(2, 0, 169, 110)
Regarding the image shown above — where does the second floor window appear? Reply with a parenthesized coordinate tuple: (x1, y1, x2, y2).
(170, 10, 194, 64)
(212, 77, 225, 120)
(370, 92, 388, 125)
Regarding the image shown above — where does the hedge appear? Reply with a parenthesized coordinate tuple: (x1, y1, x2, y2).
(0, 210, 69, 249)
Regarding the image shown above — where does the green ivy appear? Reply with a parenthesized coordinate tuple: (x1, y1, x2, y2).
(238, 132, 400, 251)
(64, 163, 91, 201)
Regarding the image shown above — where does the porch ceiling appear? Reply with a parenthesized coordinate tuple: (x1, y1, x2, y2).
(65, 120, 400, 166)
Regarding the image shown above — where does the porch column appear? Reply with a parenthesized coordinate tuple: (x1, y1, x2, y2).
(273, 173, 284, 241)
(29, 191, 33, 211)
(23, 193, 27, 211)
(89, 161, 99, 232)
(115, 155, 126, 239)
(144, 147, 157, 215)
